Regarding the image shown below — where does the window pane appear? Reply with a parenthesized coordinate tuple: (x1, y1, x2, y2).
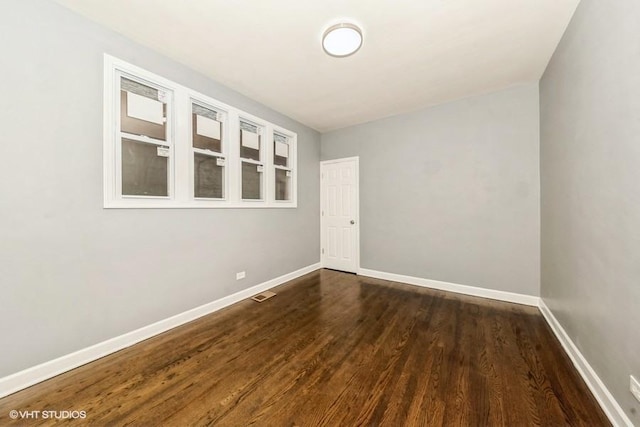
(120, 78, 167, 141)
(241, 145, 260, 161)
(240, 129, 260, 161)
(275, 169, 291, 201)
(192, 104, 222, 152)
(242, 162, 262, 200)
(194, 153, 224, 199)
(274, 144, 288, 167)
(121, 138, 168, 196)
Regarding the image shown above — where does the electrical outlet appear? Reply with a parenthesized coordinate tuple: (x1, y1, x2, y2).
(236, 271, 246, 280)
(631, 376, 640, 403)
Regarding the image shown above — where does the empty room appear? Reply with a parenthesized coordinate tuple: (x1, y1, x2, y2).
(0, 0, 638, 425)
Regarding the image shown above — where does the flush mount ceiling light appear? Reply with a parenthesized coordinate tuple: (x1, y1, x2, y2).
(322, 23, 363, 57)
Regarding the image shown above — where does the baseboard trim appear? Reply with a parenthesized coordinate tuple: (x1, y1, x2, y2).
(0, 262, 321, 399)
(358, 268, 539, 306)
(538, 300, 632, 427)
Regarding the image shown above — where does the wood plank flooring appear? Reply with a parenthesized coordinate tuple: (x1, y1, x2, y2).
(0, 269, 609, 426)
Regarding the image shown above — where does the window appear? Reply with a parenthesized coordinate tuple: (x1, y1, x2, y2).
(274, 133, 293, 201)
(192, 103, 226, 199)
(104, 55, 297, 208)
(240, 121, 263, 200)
(119, 77, 172, 198)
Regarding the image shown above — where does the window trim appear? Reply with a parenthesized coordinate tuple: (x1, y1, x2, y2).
(104, 54, 297, 208)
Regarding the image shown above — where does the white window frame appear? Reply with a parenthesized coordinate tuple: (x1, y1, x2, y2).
(272, 126, 297, 204)
(104, 54, 297, 208)
(105, 64, 176, 205)
(238, 116, 267, 203)
(190, 97, 229, 202)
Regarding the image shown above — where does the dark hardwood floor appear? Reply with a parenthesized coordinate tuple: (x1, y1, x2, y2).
(0, 269, 609, 426)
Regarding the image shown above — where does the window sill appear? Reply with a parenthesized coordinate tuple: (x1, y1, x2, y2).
(104, 200, 297, 209)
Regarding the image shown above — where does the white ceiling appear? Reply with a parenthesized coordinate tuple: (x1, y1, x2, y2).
(55, 0, 579, 132)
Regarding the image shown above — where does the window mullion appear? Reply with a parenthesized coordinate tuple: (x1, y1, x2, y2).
(172, 89, 190, 203)
(226, 110, 241, 203)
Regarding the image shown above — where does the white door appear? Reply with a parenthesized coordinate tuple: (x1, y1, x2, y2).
(321, 157, 359, 273)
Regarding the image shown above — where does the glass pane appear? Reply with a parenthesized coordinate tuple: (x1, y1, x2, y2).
(192, 104, 222, 152)
(241, 145, 260, 161)
(194, 153, 224, 199)
(274, 138, 289, 167)
(120, 78, 167, 141)
(274, 155, 288, 167)
(275, 169, 291, 201)
(121, 138, 168, 197)
(242, 162, 262, 200)
(240, 129, 261, 161)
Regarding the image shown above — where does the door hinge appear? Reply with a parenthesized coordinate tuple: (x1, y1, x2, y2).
(322, 210, 324, 216)
(322, 248, 325, 254)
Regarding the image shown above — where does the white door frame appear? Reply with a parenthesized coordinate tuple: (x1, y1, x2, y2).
(320, 156, 360, 273)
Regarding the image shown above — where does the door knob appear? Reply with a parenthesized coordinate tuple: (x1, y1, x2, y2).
(350, 220, 355, 224)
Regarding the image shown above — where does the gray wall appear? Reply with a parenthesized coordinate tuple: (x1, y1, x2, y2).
(322, 84, 540, 296)
(0, 0, 320, 377)
(540, 0, 640, 422)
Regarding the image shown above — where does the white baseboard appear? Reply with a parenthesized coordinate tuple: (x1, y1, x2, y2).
(0, 262, 321, 399)
(358, 268, 539, 306)
(538, 300, 632, 427)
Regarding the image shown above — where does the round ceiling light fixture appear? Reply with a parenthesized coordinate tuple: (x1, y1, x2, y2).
(322, 23, 363, 58)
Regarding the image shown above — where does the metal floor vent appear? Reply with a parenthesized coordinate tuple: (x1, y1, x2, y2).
(251, 291, 276, 303)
